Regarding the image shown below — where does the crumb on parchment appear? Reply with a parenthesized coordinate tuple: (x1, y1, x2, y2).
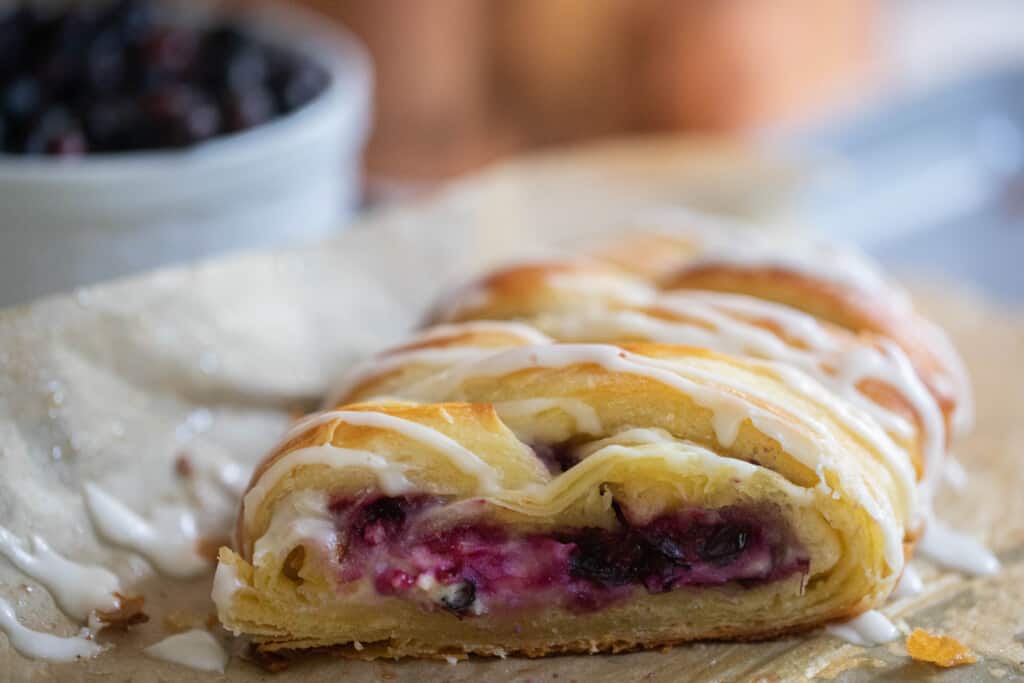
(905, 628, 977, 668)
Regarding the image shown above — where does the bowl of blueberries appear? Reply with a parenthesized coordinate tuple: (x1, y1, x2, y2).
(0, 0, 371, 306)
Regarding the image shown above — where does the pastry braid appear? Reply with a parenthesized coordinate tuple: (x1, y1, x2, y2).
(214, 216, 968, 659)
(217, 344, 910, 656)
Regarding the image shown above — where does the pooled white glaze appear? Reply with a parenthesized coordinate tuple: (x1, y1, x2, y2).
(0, 598, 106, 662)
(143, 628, 228, 673)
(943, 454, 969, 491)
(0, 526, 121, 621)
(400, 343, 907, 571)
(825, 610, 900, 646)
(211, 560, 247, 616)
(493, 398, 603, 436)
(917, 516, 1000, 577)
(892, 564, 924, 599)
(252, 491, 337, 566)
(83, 483, 209, 579)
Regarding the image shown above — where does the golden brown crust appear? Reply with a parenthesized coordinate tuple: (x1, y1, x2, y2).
(661, 265, 959, 428)
(237, 401, 530, 557)
(427, 260, 643, 325)
(252, 605, 864, 660)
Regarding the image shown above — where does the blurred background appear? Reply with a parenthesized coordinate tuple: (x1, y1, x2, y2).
(2, 0, 1023, 304)
(307, 0, 1023, 188)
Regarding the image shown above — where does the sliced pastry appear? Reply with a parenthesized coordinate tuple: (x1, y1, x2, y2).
(216, 343, 914, 657)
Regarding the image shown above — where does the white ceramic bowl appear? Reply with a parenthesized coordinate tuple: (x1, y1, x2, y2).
(0, 2, 372, 307)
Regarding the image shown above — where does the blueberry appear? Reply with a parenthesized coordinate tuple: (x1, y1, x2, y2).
(82, 98, 140, 151)
(141, 26, 198, 75)
(439, 579, 476, 615)
(273, 61, 327, 112)
(100, 0, 153, 44)
(3, 78, 42, 123)
(697, 525, 750, 565)
(568, 529, 647, 585)
(85, 30, 127, 93)
(225, 46, 269, 91)
(353, 497, 408, 546)
(143, 84, 221, 147)
(23, 107, 86, 156)
(221, 86, 276, 132)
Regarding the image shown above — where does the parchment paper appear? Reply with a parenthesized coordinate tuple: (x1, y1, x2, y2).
(0, 138, 1021, 682)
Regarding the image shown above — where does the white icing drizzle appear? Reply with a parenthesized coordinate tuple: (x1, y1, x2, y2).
(544, 271, 656, 308)
(319, 410, 502, 492)
(327, 322, 553, 406)
(825, 610, 900, 646)
(917, 317, 975, 436)
(400, 343, 906, 571)
(329, 347, 514, 407)
(493, 399, 603, 436)
(0, 598, 106, 662)
(613, 209, 972, 431)
(211, 560, 247, 616)
(415, 320, 554, 346)
(252, 491, 337, 565)
(242, 447, 413, 544)
(0, 526, 121, 621)
(633, 208, 904, 305)
(539, 291, 944, 507)
(83, 483, 209, 579)
(892, 564, 924, 599)
(143, 629, 228, 673)
(917, 516, 1000, 577)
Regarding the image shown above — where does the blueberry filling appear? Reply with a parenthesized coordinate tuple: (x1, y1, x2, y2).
(328, 496, 809, 616)
(0, 0, 329, 156)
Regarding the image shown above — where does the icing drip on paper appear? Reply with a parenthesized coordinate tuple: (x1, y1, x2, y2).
(143, 629, 228, 672)
(943, 455, 968, 491)
(252, 491, 337, 565)
(825, 610, 900, 646)
(83, 483, 209, 578)
(0, 526, 121, 621)
(917, 516, 1000, 577)
(211, 560, 247, 616)
(892, 564, 924, 599)
(0, 598, 105, 662)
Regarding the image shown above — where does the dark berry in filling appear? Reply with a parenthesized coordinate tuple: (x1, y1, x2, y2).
(329, 496, 810, 616)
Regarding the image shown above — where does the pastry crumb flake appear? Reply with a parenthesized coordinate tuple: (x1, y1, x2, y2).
(905, 628, 976, 668)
